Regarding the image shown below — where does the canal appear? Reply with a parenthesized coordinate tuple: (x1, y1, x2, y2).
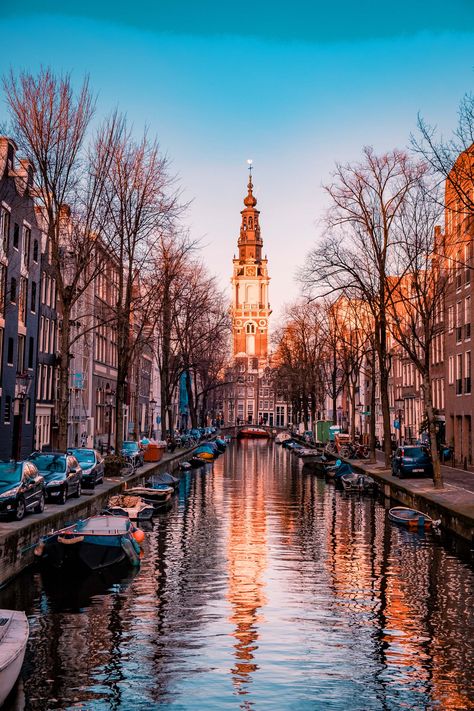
(1, 440, 473, 710)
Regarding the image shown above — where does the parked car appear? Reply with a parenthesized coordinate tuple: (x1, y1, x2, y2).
(391, 446, 433, 478)
(0, 461, 45, 520)
(121, 441, 144, 468)
(67, 448, 104, 488)
(28, 453, 83, 504)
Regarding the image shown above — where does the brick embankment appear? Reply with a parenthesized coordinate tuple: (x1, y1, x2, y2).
(0, 446, 196, 589)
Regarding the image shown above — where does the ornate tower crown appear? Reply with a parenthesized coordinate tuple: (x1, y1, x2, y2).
(231, 164, 271, 359)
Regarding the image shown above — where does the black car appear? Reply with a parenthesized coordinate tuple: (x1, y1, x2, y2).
(391, 446, 434, 479)
(0, 461, 45, 520)
(28, 453, 83, 504)
(121, 441, 144, 468)
(67, 449, 104, 488)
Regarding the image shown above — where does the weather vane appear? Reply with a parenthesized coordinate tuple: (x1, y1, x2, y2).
(247, 158, 253, 178)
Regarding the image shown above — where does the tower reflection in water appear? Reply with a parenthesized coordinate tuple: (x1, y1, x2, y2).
(225, 440, 268, 698)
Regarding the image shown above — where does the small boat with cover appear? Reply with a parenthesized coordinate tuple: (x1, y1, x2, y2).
(34, 515, 143, 571)
(126, 483, 174, 507)
(341, 472, 376, 492)
(388, 506, 435, 529)
(0, 610, 29, 706)
(148, 471, 180, 490)
(106, 494, 154, 521)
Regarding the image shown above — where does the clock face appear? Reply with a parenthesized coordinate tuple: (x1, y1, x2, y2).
(235, 319, 242, 327)
(259, 319, 266, 327)
(246, 266, 257, 276)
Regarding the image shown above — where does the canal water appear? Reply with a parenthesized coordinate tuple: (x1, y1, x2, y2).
(1, 440, 473, 710)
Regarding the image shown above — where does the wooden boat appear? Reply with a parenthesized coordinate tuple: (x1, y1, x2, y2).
(34, 515, 143, 571)
(237, 427, 270, 439)
(0, 610, 29, 706)
(388, 506, 434, 529)
(341, 472, 376, 492)
(148, 471, 180, 490)
(126, 484, 174, 507)
(106, 495, 154, 521)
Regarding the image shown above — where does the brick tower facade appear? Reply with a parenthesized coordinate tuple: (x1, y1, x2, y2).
(231, 170, 271, 358)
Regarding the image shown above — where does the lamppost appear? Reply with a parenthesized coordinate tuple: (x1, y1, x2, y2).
(395, 397, 404, 447)
(149, 398, 157, 439)
(105, 385, 115, 453)
(12, 372, 32, 460)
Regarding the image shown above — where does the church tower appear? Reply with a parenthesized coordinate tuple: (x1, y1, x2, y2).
(231, 167, 271, 359)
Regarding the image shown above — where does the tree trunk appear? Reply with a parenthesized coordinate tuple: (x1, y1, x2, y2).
(423, 373, 443, 489)
(186, 369, 197, 428)
(57, 306, 71, 451)
(369, 350, 376, 462)
(350, 381, 356, 442)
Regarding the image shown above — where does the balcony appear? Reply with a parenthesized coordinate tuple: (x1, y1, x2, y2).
(456, 378, 463, 395)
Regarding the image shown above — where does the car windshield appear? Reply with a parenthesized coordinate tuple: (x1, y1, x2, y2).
(122, 442, 138, 452)
(69, 449, 95, 464)
(404, 448, 428, 458)
(29, 454, 66, 473)
(0, 462, 22, 485)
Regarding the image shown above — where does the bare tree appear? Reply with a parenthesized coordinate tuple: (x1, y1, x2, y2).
(302, 147, 427, 467)
(3, 68, 116, 449)
(387, 180, 447, 488)
(99, 115, 183, 451)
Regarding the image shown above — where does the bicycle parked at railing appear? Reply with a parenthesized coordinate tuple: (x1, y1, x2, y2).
(340, 442, 370, 459)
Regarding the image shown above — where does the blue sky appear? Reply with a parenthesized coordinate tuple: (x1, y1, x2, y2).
(1, 4, 474, 321)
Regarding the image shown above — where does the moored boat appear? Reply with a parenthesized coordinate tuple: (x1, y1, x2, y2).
(106, 494, 154, 521)
(341, 472, 376, 492)
(237, 426, 270, 439)
(388, 506, 434, 529)
(34, 515, 143, 571)
(275, 431, 291, 444)
(0, 610, 29, 706)
(148, 471, 180, 490)
(126, 483, 174, 507)
(179, 461, 192, 471)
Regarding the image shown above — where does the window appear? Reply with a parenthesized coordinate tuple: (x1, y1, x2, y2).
(448, 355, 454, 385)
(0, 328, 3, 380)
(456, 301, 462, 342)
(465, 296, 471, 339)
(33, 239, 39, 263)
(23, 227, 31, 267)
(17, 335, 25, 373)
(28, 336, 34, 369)
(24, 397, 31, 424)
(456, 354, 463, 395)
(7, 338, 13, 366)
(0, 264, 5, 317)
(10, 277, 16, 304)
(0, 208, 10, 252)
(13, 223, 19, 249)
(19, 277, 27, 324)
(245, 322, 256, 334)
(448, 305, 454, 333)
(4, 396, 11, 424)
(30, 281, 36, 313)
(465, 352, 471, 394)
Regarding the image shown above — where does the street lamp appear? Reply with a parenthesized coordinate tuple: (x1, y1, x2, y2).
(395, 397, 404, 447)
(105, 385, 115, 453)
(149, 397, 157, 439)
(12, 372, 32, 460)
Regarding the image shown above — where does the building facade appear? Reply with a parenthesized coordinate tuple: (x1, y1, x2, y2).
(0, 137, 41, 459)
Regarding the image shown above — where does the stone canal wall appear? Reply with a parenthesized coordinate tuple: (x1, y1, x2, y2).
(0, 447, 194, 589)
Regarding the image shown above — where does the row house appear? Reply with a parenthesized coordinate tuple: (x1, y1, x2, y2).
(0, 137, 41, 459)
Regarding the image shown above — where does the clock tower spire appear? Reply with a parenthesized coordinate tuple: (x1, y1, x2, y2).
(231, 164, 271, 359)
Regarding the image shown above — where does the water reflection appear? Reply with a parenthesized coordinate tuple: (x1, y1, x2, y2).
(0, 440, 472, 710)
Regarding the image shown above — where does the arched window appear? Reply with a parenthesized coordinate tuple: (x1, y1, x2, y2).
(246, 322, 256, 334)
(248, 217, 253, 229)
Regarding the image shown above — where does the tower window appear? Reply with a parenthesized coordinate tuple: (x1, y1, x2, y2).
(246, 322, 256, 334)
